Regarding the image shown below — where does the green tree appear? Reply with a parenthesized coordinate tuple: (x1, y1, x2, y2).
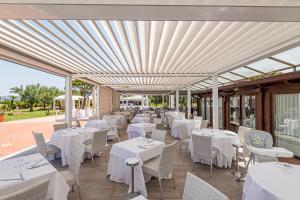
(72, 80, 94, 109)
(8, 95, 17, 110)
(11, 84, 41, 111)
(39, 86, 63, 112)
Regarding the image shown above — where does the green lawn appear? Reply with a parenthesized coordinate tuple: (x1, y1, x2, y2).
(4, 109, 64, 122)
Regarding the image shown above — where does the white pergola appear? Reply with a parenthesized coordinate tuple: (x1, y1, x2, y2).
(1, 1, 300, 127)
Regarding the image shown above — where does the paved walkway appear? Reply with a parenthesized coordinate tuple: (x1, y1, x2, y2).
(0, 115, 64, 157)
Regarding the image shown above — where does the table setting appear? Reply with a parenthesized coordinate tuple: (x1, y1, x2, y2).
(189, 129, 239, 168)
(127, 123, 156, 139)
(243, 162, 300, 200)
(50, 127, 97, 165)
(107, 137, 164, 197)
(0, 153, 69, 200)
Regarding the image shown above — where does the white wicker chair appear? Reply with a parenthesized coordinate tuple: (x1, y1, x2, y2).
(60, 141, 85, 198)
(178, 124, 189, 153)
(182, 172, 229, 200)
(152, 117, 162, 124)
(151, 129, 166, 142)
(117, 115, 127, 136)
(237, 126, 252, 163)
(191, 134, 218, 175)
(167, 115, 175, 129)
(201, 120, 209, 128)
(32, 131, 60, 158)
(83, 130, 108, 167)
(193, 116, 202, 121)
(142, 141, 178, 198)
(0, 179, 50, 200)
(53, 123, 68, 131)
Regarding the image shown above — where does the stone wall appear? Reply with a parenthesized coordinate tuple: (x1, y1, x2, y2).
(99, 86, 120, 115)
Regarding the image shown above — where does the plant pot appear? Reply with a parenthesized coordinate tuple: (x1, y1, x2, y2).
(0, 115, 4, 122)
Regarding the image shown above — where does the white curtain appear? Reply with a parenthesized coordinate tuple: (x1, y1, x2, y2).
(275, 93, 300, 157)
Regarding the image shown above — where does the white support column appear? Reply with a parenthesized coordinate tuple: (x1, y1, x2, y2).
(95, 85, 100, 118)
(65, 75, 72, 127)
(187, 89, 191, 119)
(141, 95, 144, 109)
(176, 90, 179, 111)
(212, 74, 219, 129)
(168, 94, 171, 108)
(162, 94, 164, 104)
(146, 95, 149, 106)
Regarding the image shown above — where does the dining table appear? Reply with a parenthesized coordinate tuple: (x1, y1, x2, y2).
(127, 123, 156, 139)
(243, 162, 300, 200)
(107, 137, 164, 197)
(0, 153, 69, 200)
(50, 127, 97, 166)
(189, 129, 240, 168)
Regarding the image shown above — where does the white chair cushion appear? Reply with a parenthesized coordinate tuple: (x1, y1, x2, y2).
(142, 156, 160, 177)
(46, 144, 60, 156)
(59, 170, 77, 186)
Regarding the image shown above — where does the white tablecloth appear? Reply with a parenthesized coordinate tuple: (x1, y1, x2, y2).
(171, 119, 201, 138)
(243, 162, 300, 200)
(127, 123, 156, 139)
(50, 127, 97, 166)
(189, 129, 239, 168)
(85, 119, 108, 131)
(107, 137, 164, 197)
(0, 154, 69, 200)
(131, 116, 150, 124)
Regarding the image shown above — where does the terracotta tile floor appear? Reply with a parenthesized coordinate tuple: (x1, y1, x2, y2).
(52, 129, 245, 200)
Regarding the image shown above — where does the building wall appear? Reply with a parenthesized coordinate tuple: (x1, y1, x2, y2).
(112, 91, 120, 112)
(98, 86, 120, 115)
(99, 86, 113, 115)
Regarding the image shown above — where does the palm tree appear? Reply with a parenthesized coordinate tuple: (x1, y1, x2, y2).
(21, 84, 41, 111)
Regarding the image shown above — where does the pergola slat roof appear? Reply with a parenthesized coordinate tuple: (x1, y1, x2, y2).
(1, 19, 300, 92)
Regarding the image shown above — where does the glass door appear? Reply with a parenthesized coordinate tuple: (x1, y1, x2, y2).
(242, 95, 256, 128)
(274, 93, 300, 157)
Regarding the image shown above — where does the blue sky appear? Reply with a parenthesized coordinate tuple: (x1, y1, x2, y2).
(0, 60, 65, 96)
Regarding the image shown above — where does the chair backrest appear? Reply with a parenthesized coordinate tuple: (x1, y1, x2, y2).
(193, 119, 202, 129)
(158, 141, 178, 180)
(69, 141, 85, 184)
(238, 126, 252, 144)
(244, 130, 273, 148)
(160, 112, 165, 121)
(168, 115, 175, 127)
(191, 134, 213, 162)
(194, 116, 202, 121)
(53, 123, 68, 131)
(201, 120, 209, 128)
(178, 124, 189, 140)
(0, 179, 50, 200)
(182, 172, 229, 200)
(32, 132, 47, 157)
(179, 112, 186, 118)
(153, 117, 162, 124)
(151, 129, 166, 142)
(91, 130, 108, 153)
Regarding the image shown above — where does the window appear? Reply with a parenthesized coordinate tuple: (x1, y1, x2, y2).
(242, 95, 256, 128)
(230, 96, 240, 125)
(274, 93, 300, 157)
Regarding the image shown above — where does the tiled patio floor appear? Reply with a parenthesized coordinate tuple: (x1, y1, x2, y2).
(52, 129, 245, 200)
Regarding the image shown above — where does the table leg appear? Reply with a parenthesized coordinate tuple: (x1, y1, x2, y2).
(231, 146, 241, 177)
(236, 152, 255, 182)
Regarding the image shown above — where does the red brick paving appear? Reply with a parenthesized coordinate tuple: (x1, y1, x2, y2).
(0, 121, 55, 157)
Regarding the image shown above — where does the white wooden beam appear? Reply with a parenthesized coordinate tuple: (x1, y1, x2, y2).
(212, 74, 219, 129)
